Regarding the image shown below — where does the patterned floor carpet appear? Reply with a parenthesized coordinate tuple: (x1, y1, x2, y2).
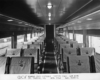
(43, 52, 57, 73)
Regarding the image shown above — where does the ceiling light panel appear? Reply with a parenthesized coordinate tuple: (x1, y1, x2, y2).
(47, 2, 53, 9)
(48, 12, 51, 17)
(7, 19, 13, 22)
(87, 18, 92, 20)
(49, 17, 51, 20)
(77, 21, 81, 23)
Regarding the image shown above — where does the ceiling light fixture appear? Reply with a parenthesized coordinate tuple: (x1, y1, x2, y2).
(77, 21, 81, 23)
(48, 12, 51, 17)
(49, 17, 51, 21)
(25, 24, 28, 25)
(47, 2, 52, 9)
(48, 2, 52, 6)
(7, 19, 13, 22)
(18, 22, 22, 24)
(87, 18, 92, 20)
(72, 23, 75, 25)
(49, 23, 51, 25)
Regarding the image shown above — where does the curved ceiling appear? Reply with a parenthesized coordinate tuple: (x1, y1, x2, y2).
(0, 0, 100, 27)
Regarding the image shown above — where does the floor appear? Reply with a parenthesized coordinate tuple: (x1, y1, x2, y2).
(42, 39, 58, 73)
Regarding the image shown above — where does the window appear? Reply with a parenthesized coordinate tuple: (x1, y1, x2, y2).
(0, 37, 11, 43)
(76, 34, 83, 43)
(0, 37, 11, 55)
(89, 36, 100, 54)
(66, 33, 69, 38)
(17, 35, 24, 43)
(69, 33, 73, 39)
(27, 34, 31, 40)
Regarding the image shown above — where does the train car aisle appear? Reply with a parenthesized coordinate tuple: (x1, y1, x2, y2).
(42, 40, 58, 73)
(43, 52, 57, 73)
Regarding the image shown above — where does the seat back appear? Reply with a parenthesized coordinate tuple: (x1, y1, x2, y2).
(94, 53, 100, 73)
(22, 44, 28, 49)
(80, 47, 95, 56)
(67, 55, 90, 73)
(0, 57, 7, 74)
(6, 49, 21, 57)
(9, 57, 34, 74)
(23, 49, 39, 64)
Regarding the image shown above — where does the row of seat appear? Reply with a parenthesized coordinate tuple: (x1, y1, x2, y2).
(0, 34, 44, 55)
(0, 35, 45, 74)
(5, 48, 39, 63)
(0, 57, 34, 74)
(54, 34, 97, 73)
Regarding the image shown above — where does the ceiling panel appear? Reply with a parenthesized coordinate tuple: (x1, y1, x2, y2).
(0, 0, 100, 27)
(59, 0, 100, 24)
(66, 10, 100, 30)
(0, 0, 45, 26)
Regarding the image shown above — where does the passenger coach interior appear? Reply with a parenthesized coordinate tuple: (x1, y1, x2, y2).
(0, 0, 100, 74)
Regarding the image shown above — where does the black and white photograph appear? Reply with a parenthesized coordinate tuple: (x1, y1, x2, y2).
(0, 0, 100, 80)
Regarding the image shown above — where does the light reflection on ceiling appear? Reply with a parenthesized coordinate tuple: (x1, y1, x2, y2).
(25, 0, 76, 24)
(25, 0, 37, 13)
(25, 0, 40, 16)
